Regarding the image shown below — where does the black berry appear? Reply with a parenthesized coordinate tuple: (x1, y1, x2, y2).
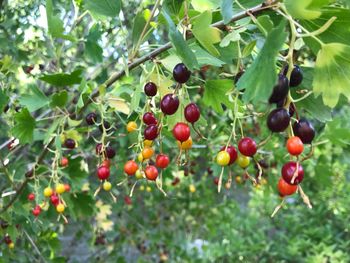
(173, 63, 191, 83)
(144, 82, 157, 97)
(267, 108, 290, 132)
(269, 74, 289, 103)
(283, 65, 303, 87)
(160, 94, 179, 115)
(64, 139, 76, 149)
(86, 112, 97, 125)
(293, 119, 315, 144)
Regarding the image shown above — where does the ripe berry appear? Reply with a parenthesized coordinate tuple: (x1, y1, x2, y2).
(177, 137, 193, 150)
(267, 108, 290, 132)
(64, 184, 71, 192)
(64, 139, 76, 149)
(96, 143, 103, 155)
(86, 112, 97, 125)
(216, 151, 230, 166)
(105, 146, 116, 159)
(143, 112, 157, 126)
(103, 181, 112, 191)
(286, 136, 304, 156)
(172, 122, 190, 142)
(142, 147, 154, 159)
(220, 145, 238, 165)
(172, 177, 180, 186)
(43, 187, 53, 197)
(27, 193, 35, 201)
(184, 103, 200, 123)
(144, 124, 158, 140)
(173, 63, 191, 83)
(25, 170, 34, 178)
(124, 160, 138, 176)
(97, 166, 110, 180)
(144, 139, 153, 147)
(99, 121, 111, 132)
(102, 159, 111, 168)
(145, 165, 158, 181)
(293, 119, 315, 144)
(56, 203, 65, 213)
(55, 183, 65, 194)
(124, 196, 132, 205)
(126, 121, 138, 132)
(269, 74, 289, 103)
(284, 65, 303, 87)
(60, 157, 69, 167)
(282, 162, 304, 185)
(156, 154, 170, 169)
(213, 177, 219, 185)
(237, 155, 250, 168)
(144, 82, 157, 96)
(277, 177, 297, 196)
(160, 94, 179, 115)
(238, 137, 257, 157)
(50, 194, 60, 206)
(32, 205, 41, 217)
(4, 235, 12, 245)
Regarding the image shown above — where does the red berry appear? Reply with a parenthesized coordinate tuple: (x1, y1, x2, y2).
(281, 162, 304, 185)
(144, 124, 158, 140)
(213, 177, 219, 185)
(143, 112, 157, 126)
(4, 235, 12, 244)
(173, 63, 191, 83)
(27, 193, 35, 201)
(124, 196, 132, 205)
(64, 184, 71, 192)
(50, 194, 60, 206)
(277, 177, 297, 196)
(96, 143, 103, 155)
(171, 177, 180, 186)
(156, 154, 170, 169)
(172, 122, 190, 142)
(286, 136, 304, 156)
(184, 103, 200, 123)
(97, 166, 110, 180)
(124, 160, 138, 176)
(144, 82, 157, 97)
(32, 205, 41, 217)
(238, 137, 257, 157)
(145, 165, 158, 181)
(60, 157, 69, 167)
(220, 145, 238, 165)
(160, 94, 179, 115)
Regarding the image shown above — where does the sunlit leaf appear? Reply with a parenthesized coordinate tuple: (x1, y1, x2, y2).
(11, 108, 36, 144)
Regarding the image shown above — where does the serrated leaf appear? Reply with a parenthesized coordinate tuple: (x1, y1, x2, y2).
(220, 31, 240, 48)
(296, 94, 332, 122)
(285, 0, 330, 20)
(50, 90, 68, 108)
(85, 0, 121, 17)
(313, 43, 350, 108)
(0, 89, 9, 112)
(162, 10, 199, 70)
(11, 108, 36, 144)
(192, 11, 221, 56)
(237, 21, 287, 103)
(18, 85, 49, 112)
(221, 0, 233, 25)
(107, 96, 130, 115)
(257, 15, 274, 34)
(192, 45, 226, 67)
(203, 79, 234, 113)
(163, 0, 184, 16)
(40, 69, 83, 86)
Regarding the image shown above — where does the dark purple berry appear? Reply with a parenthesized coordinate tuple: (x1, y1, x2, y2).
(160, 94, 179, 115)
(144, 82, 157, 97)
(99, 121, 111, 132)
(86, 112, 97, 125)
(105, 146, 116, 159)
(282, 162, 304, 185)
(269, 74, 289, 103)
(283, 65, 303, 87)
(267, 108, 290, 132)
(144, 124, 158, 140)
(234, 71, 245, 84)
(143, 112, 157, 126)
(184, 103, 200, 123)
(64, 139, 76, 149)
(293, 119, 315, 144)
(173, 63, 191, 83)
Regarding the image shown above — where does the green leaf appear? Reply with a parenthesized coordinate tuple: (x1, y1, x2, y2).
(313, 43, 350, 108)
(18, 85, 49, 112)
(85, 24, 103, 63)
(192, 45, 226, 67)
(220, 30, 241, 48)
(242, 40, 257, 58)
(221, 0, 233, 25)
(85, 0, 121, 17)
(192, 11, 221, 56)
(296, 94, 332, 122)
(163, 0, 184, 16)
(130, 85, 141, 114)
(40, 69, 83, 86)
(67, 117, 83, 127)
(257, 15, 274, 34)
(285, 0, 330, 20)
(11, 108, 36, 144)
(191, 0, 220, 11)
(50, 91, 68, 108)
(203, 79, 234, 113)
(77, 79, 88, 109)
(0, 89, 9, 112)
(131, 10, 155, 48)
(162, 10, 199, 70)
(237, 21, 287, 103)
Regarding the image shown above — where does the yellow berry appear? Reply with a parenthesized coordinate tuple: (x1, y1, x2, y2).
(43, 187, 53, 197)
(103, 181, 112, 191)
(126, 121, 138, 132)
(55, 183, 65, 194)
(216, 151, 230, 166)
(144, 139, 153, 147)
(177, 137, 193, 150)
(8, 242, 14, 249)
(146, 186, 152, 192)
(237, 155, 250, 168)
(138, 153, 144, 162)
(135, 169, 144, 179)
(56, 203, 65, 213)
(139, 185, 145, 191)
(235, 176, 242, 184)
(189, 184, 196, 193)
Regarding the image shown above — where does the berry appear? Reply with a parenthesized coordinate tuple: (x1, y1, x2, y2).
(8, 242, 15, 249)
(43, 187, 53, 197)
(105, 146, 116, 159)
(142, 147, 154, 159)
(96, 143, 103, 155)
(4, 235, 12, 244)
(102, 159, 111, 168)
(189, 184, 196, 193)
(56, 203, 65, 213)
(146, 186, 152, 192)
(97, 166, 110, 180)
(172, 122, 190, 142)
(64, 184, 71, 192)
(172, 177, 180, 186)
(124, 160, 138, 176)
(144, 82, 157, 96)
(277, 177, 297, 196)
(284, 65, 303, 87)
(64, 139, 76, 149)
(143, 112, 157, 126)
(173, 63, 191, 83)
(160, 94, 179, 115)
(213, 177, 219, 185)
(177, 137, 193, 150)
(237, 155, 250, 168)
(286, 136, 304, 156)
(145, 165, 158, 181)
(124, 196, 132, 205)
(99, 121, 111, 132)
(27, 193, 35, 201)
(50, 194, 60, 206)
(269, 74, 289, 103)
(267, 108, 290, 132)
(25, 170, 34, 178)
(184, 103, 200, 123)
(103, 181, 112, 191)
(282, 162, 304, 185)
(144, 124, 158, 140)
(32, 205, 41, 217)
(220, 145, 238, 165)
(293, 119, 315, 144)
(86, 112, 97, 125)
(55, 183, 65, 194)
(135, 170, 144, 179)
(238, 137, 257, 157)
(126, 121, 138, 132)
(156, 154, 170, 169)
(60, 157, 69, 167)
(216, 151, 230, 166)
(143, 139, 153, 147)
(138, 153, 144, 162)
